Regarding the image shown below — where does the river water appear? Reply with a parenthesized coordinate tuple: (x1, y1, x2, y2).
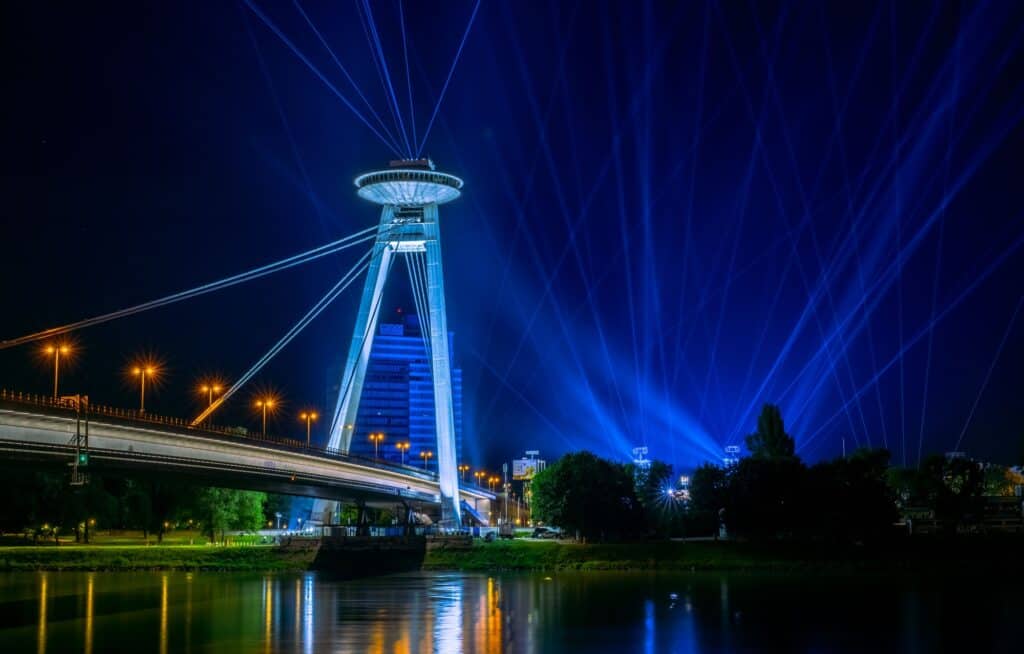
(0, 570, 1020, 653)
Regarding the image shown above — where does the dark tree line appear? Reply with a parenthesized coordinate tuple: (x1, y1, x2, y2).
(690, 405, 1021, 541)
(0, 469, 276, 543)
(531, 405, 1022, 543)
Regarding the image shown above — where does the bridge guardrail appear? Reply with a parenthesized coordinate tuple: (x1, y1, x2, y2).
(0, 389, 440, 483)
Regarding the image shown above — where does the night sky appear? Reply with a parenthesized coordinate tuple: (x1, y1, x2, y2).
(2, 1, 1022, 472)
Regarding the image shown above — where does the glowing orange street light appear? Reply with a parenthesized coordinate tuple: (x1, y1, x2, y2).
(44, 342, 72, 398)
(396, 441, 411, 465)
(131, 363, 159, 412)
(299, 411, 318, 447)
(199, 382, 223, 407)
(488, 476, 500, 492)
(369, 432, 385, 459)
(419, 450, 434, 469)
(474, 470, 486, 487)
(254, 398, 276, 437)
(458, 464, 470, 482)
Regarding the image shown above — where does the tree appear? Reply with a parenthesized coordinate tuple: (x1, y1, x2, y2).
(196, 487, 268, 542)
(626, 460, 678, 537)
(983, 464, 1015, 497)
(745, 404, 795, 459)
(687, 463, 728, 537)
(531, 451, 642, 541)
(725, 456, 807, 540)
(232, 490, 267, 532)
(807, 448, 897, 542)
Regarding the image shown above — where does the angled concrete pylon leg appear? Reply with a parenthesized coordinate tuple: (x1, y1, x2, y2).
(422, 205, 461, 528)
(327, 212, 395, 452)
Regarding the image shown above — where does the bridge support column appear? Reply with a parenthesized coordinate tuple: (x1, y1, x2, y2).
(356, 502, 370, 537)
(399, 503, 417, 536)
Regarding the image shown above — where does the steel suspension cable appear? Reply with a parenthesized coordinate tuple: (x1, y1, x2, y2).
(415, 251, 433, 345)
(192, 247, 374, 426)
(0, 226, 379, 350)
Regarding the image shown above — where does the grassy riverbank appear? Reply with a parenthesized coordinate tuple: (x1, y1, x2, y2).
(0, 545, 315, 572)
(422, 538, 1024, 573)
(7, 537, 1024, 574)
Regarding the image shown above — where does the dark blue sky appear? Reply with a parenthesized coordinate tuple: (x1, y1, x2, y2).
(2, 1, 1022, 471)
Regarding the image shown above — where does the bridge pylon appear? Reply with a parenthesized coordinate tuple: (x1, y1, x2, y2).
(318, 159, 464, 529)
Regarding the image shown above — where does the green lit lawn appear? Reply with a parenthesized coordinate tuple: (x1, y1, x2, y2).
(422, 537, 1024, 573)
(0, 543, 314, 571)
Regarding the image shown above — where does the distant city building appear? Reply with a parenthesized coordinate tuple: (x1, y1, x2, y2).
(631, 446, 651, 469)
(723, 445, 741, 467)
(339, 312, 464, 466)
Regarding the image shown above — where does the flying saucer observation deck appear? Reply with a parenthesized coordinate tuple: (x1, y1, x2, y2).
(355, 168, 463, 206)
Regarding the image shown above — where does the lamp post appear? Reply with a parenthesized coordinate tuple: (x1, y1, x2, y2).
(44, 343, 71, 399)
(474, 471, 486, 487)
(458, 464, 470, 482)
(299, 411, 318, 447)
(419, 450, 434, 469)
(369, 432, 385, 459)
(199, 383, 223, 407)
(488, 476, 499, 492)
(396, 441, 410, 465)
(132, 365, 158, 413)
(254, 398, 275, 437)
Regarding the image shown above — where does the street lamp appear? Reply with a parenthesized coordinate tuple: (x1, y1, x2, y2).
(419, 450, 434, 469)
(369, 432, 385, 459)
(458, 464, 470, 482)
(474, 470, 486, 487)
(199, 383, 223, 407)
(254, 398, 276, 437)
(274, 512, 282, 529)
(396, 441, 410, 465)
(299, 411, 319, 447)
(488, 476, 500, 492)
(131, 363, 159, 413)
(44, 343, 71, 399)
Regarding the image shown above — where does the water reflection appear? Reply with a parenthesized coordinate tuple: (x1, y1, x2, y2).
(302, 575, 314, 654)
(36, 573, 46, 654)
(159, 574, 168, 654)
(7, 570, 1024, 653)
(434, 576, 463, 653)
(262, 576, 272, 654)
(84, 574, 93, 654)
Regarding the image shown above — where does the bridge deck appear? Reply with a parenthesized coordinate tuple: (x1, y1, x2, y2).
(0, 392, 493, 511)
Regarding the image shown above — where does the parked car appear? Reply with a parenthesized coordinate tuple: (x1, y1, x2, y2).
(531, 526, 560, 539)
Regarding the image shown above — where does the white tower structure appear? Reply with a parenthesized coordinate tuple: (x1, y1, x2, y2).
(328, 159, 464, 527)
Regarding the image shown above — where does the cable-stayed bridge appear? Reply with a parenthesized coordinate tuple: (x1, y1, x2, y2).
(0, 158, 482, 528)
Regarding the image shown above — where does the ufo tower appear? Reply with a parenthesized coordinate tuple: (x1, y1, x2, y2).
(328, 158, 464, 527)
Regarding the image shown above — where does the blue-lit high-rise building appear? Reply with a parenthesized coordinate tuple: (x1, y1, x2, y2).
(342, 312, 464, 467)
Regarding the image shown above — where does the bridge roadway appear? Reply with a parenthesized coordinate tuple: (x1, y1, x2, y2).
(0, 393, 493, 519)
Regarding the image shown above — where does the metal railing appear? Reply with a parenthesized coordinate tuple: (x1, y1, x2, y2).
(0, 389, 439, 482)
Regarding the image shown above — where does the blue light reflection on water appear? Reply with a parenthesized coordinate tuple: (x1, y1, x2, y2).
(2, 570, 1023, 653)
